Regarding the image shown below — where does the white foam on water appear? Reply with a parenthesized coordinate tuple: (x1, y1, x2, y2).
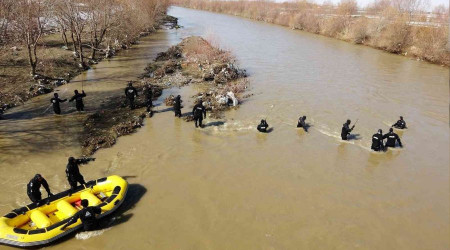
(206, 120, 254, 135)
(382, 121, 394, 127)
(315, 124, 341, 141)
(76, 228, 110, 240)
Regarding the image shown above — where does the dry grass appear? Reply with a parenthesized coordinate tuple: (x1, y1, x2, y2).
(181, 36, 233, 65)
(0, 34, 81, 107)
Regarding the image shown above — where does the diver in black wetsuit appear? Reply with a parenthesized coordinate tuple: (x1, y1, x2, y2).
(297, 116, 308, 132)
(66, 157, 95, 191)
(69, 90, 86, 112)
(50, 93, 67, 115)
(27, 174, 53, 203)
(174, 95, 182, 117)
(145, 86, 153, 115)
(192, 101, 206, 128)
(124, 82, 138, 109)
(392, 116, 407, 129)
(341, 119, 355, 140)
(371, 129, 385, 152)
(61, 199, 101, 231)
(383, 128, 403, 148)
(257, 119, 269, 133)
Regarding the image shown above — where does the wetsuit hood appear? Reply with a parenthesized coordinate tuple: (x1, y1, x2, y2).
(81, 199, 89, 207)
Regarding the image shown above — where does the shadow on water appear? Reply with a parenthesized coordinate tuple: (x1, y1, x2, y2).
(154, 107, 174, 114)
(0, 118, 82, 156)
(347, 133, 362, 140)
(204, 121, 225, 127)
(99, 184, 147, 229)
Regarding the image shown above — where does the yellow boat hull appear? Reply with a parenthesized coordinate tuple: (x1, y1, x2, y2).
(0, 175, 128, 247)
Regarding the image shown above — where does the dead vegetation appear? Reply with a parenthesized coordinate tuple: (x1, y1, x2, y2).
(177, 0, 449, 66)
(81, 83, 163, 156)
(141, 36, 248, 119)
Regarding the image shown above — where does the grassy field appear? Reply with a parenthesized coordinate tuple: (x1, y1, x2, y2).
(0, 34, 88, 110)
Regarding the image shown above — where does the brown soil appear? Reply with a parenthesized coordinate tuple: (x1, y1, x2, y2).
(81, 84, 162, 156)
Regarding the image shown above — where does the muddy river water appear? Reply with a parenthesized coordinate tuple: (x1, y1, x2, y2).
(0, 6, 448, 250)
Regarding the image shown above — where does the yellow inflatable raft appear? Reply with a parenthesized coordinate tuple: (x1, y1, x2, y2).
(0, 175, 128, 247)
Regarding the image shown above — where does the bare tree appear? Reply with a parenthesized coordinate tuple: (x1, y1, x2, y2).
(54, 15, 70, 49)
(55, 0, 88, 68)
(337, 0, 358, 16)
(85, 0, 117, 59)
(0, 0, 16, 46)
(366, 0, 392, 14)
(391, 0, 430, 21)
(14, 0, 48, 76)
(432, 4, 449, 24)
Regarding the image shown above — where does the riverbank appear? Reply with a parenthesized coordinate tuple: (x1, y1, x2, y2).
(0, 15, 177, 116)
(174, 1, 449, 67)
(80, 36, 248, 155)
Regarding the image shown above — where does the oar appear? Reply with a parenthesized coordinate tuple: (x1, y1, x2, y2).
(352, 119, 359, 130)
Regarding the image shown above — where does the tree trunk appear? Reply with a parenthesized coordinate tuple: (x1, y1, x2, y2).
(61, 29, 69, 48)
(27, 44, 36, 76)
(71, 31, 77, 54)
(77, 35, 86, 68)
(91, 46, 96, 60)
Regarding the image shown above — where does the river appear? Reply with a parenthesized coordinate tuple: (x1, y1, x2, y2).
(0, 6, 448, 250)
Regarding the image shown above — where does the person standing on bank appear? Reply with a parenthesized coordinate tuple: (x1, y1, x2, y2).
(174, 95, 182, 118)
(124, 82, 138, 109)
(192, 100, 206, 128)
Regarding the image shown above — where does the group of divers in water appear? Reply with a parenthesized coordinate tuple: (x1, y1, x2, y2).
(257, 116, 406, 152)
(25, 81, 407, 232)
